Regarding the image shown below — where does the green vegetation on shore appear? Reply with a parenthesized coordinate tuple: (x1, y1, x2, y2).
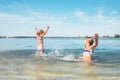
(0, 34, 120, 38)
(0, 36, 7, 38)
(101, 34, 120, 38)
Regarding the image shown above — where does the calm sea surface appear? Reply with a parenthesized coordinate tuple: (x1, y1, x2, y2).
(0, 38, 120, 80)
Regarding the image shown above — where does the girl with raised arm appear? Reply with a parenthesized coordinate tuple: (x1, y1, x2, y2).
(82, 33, 99, 64)
(35, 26, 49, 54)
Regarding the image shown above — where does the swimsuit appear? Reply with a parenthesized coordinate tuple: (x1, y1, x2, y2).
(83, 49, 93, 55)
(37, 38, 43, 51)
(37, 46, 43, 51)
(37, 38, 43, 42)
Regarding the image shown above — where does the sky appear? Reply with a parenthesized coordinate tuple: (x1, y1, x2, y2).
(0, 0, 120, 37)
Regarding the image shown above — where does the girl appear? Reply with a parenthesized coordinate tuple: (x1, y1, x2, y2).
(35, 26, 49, 54)
(82, 34, 99, 64)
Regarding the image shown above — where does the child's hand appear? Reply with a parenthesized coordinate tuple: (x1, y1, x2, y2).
(47, 26, 50, 29)
(94, 33, 99, 38)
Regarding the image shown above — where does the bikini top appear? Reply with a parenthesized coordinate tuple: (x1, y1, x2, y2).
(83, 48, 93, 55)
(37, 38, 43, 42)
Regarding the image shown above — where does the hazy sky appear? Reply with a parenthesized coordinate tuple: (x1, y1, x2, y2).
(0, 0, 120, 37)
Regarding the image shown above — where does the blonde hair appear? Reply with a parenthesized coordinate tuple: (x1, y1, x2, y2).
(36, 29, 44, 35)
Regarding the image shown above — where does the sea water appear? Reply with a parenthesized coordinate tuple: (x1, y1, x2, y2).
(0, 38, 120, 80)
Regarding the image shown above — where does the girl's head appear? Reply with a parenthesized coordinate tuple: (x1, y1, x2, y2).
(85, 37, 94, 46)
(36, 29, 44, 35)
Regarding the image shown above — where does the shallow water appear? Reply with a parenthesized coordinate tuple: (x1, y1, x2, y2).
(0, 38, 120, 80)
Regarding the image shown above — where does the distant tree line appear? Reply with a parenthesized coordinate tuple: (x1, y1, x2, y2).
(114, 34, 120, 38)
(0, 36, 7, 38)
(102, 34, 120, 38)
(0, 34, 120, 38)
(9, 36, 36, 38)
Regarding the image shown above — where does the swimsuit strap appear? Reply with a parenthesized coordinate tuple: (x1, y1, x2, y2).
(83, 49, 91, 52)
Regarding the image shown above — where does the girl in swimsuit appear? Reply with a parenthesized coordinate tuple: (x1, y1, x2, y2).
(82, 33, 99, 64)
(35, 26, 50, 54)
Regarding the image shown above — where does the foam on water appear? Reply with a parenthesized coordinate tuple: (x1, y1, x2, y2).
(0, 38, 120, 80)
(0, 48, 120, 64)
(33, 49, 83, 62)
(0, 49, 120, 80)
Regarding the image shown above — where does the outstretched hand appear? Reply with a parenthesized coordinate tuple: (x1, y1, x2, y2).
(94, 33, 99, 38)
(47, 26, 50, 29)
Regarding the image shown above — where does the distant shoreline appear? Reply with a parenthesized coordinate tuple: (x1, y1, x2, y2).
(0, 35, 120, 38)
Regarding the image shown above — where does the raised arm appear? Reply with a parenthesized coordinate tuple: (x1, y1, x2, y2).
(90, 33, 99, 49)
(42, 26, 50, 36)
